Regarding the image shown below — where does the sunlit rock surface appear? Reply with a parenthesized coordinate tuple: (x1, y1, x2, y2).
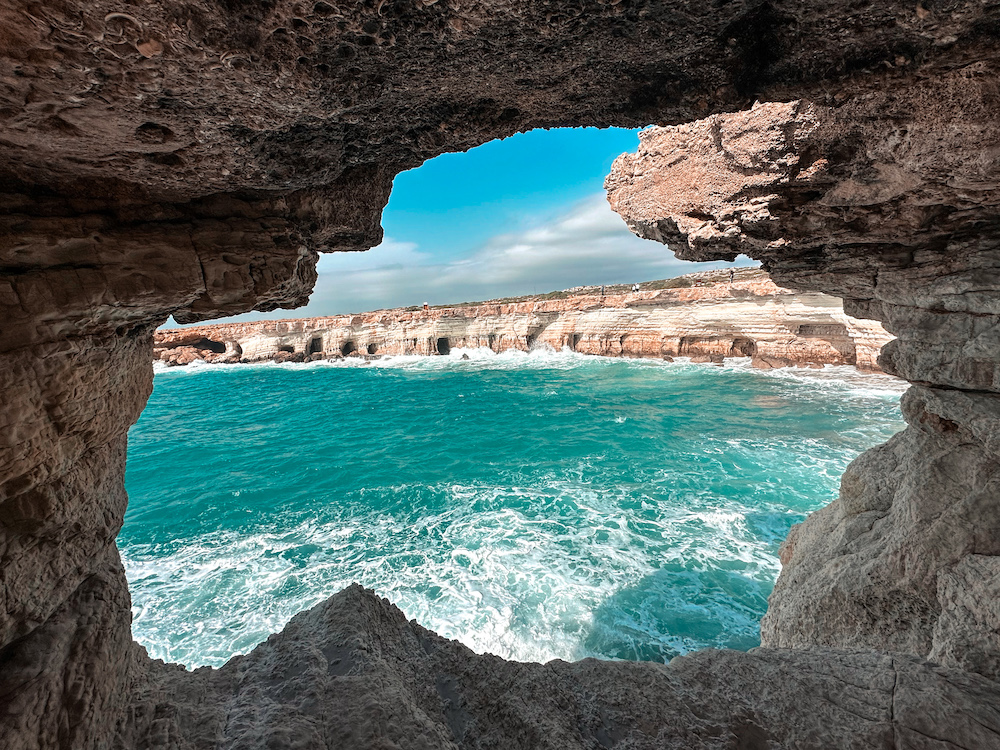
(606, 77, 1000, 686)
(606, 78, 1000, 392)
(3, 0, 1000, 746)
(154, 271, 893, 371)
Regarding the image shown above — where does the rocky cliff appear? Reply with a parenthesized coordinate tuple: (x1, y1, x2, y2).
(3, 0, 1000, 748)
(153, 270, 894, 371)
(115, 584, 1000, 750)
(605, 70, 1000, 686)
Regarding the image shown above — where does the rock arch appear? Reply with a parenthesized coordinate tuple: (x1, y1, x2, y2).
(3, 1, 1000, 747)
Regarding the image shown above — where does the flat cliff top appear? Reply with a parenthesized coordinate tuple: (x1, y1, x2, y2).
(157, 267, 795, 342)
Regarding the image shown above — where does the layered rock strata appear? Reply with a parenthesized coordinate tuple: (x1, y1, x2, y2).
(153, 271, 893, 371)
(3, 0, 1000, 747)
(606, 81, 1000, 683)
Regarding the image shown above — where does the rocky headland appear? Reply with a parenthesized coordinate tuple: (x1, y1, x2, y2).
(3, 0, 1000, 748)
(154, 268, 893, 372)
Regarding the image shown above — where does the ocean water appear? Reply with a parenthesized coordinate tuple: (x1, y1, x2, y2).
(122, 349, 907, 668)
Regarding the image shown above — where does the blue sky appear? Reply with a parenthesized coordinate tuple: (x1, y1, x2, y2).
(194, 127, 753, 323)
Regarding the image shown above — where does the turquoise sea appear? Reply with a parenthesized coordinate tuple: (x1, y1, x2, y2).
(122, 349, 907, 668)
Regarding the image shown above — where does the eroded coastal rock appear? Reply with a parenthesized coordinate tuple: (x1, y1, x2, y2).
(154, 270, 893, 371)
(605, 75, 1000, 685)
(116, 585, 1000, 750)
(3, 0, 1000, 747)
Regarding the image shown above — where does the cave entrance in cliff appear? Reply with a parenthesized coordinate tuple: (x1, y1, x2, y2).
(308, 336, 323, 356)
(730, 337, 757, 357)
(341, 341, 357, 356)
(436, 337, 451, 355)
(192, 337, 226, 354)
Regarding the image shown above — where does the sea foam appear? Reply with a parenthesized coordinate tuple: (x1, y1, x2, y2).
(124, 350, 905, 667)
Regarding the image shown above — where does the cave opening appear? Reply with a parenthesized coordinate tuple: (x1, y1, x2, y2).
(191, 337, 227, 354)
(121, 129, 775, 678)
(730, 337, 757, 357)
(6, 0, 999, 737)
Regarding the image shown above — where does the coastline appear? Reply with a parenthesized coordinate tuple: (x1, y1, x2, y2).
(154, 269, 894, 373)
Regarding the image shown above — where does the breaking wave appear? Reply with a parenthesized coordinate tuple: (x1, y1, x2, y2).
(125, 349, 905, 667)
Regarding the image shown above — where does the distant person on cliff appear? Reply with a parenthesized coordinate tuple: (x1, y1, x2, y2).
(729, 269, 735, 284)
(600, 285, 605, 296)
(423, 302, 429, 311)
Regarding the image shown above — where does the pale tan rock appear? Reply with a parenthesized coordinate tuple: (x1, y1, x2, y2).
(1, 0, 1000, 746)
(155, 272, 894, 372)
(606, 77, 1000, 394)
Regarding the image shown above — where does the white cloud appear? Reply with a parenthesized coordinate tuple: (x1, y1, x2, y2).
(182, 194, 752, 325)
(307, 194, 750, 314)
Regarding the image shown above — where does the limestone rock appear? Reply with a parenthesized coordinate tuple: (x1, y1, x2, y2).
(606, 73, 1000, 393)
(0, 547, 135, 750)
(115, 585, 1000, 750)
(759, 386, 1000, 681)
(3, 0, 1000, 747)
(155, 272, 894, 371)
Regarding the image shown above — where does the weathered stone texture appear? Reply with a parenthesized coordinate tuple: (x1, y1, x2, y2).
(0, 332, 151, 750)
(154, 272, 894, 371)
(0, 547, 135, 750)
(606, 64, 1000, 393)
(760, 387, 1000, 678)
(606, 75, 1000, 685)
(3, 0, 1000, 747)
(0, 333, 151, 646)
(116, 585, 1000, 750)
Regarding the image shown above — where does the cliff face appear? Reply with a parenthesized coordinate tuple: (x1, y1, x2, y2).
(606, 79, 1000, 684)
(3, 0, 1000, 747)
(153, 272, 893, 371)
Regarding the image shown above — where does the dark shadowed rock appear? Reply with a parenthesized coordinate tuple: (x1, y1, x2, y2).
(3, 0, 1000, 747)
(115, 585, 1000, 750)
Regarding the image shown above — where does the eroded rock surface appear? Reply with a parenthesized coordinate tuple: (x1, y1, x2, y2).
(116, 585, 1000, 750)
(762, 386, 1000, 679)
(0, 331, 152, 748)
(606, 77, 1000, 683)
(3, 0, 1000, 747)
(606, 70, 1000, 391)
(154, 271, 894, 370)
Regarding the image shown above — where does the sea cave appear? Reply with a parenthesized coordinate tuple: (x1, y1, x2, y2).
(2, 1, 1000, 748)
